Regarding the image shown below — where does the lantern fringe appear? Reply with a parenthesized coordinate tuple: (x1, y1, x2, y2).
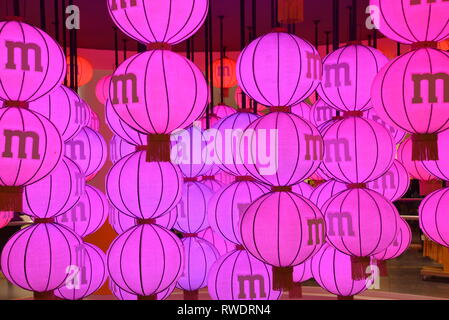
(184, 290, 199, 300)
(288, 282, 302, 299)
(0, 186, 23, 212)
(376, 260, 388, 277)
(272, 266, 293, 291)
(146, 134, 171, 162)
(33, 291, 58, 300)
(137, 295, 157, 300)
(337, 295, 354, 300)
(411, 134, 439, 161)
(351, 256, 370, 281)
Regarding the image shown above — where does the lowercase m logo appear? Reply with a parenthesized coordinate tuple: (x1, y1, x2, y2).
(111, 74, 139, 104)
(412, 73, 449, 104)
(5, 41, 44, 72)
(237, 275, 267, 299)
(2, 129, 41, 160)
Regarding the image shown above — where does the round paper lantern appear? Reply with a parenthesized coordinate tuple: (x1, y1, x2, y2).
(199, 176, 224, 193)
(369, 0, 449, 45)
(293, 259, 313, 283)
(243, 112, 323, 186)
(373, 218, 411, 261)
(174, 181, 213, 234)
(321, 117, 395, 184)
(177, 237, 220, 299)
(310, 99, 338, 127)
(311, 244, 369, 298)
(366, 160, 410, 202)
(317, 45, 389, 112)
(107, 224, 184, 298)
(107, 0, 208, 45)
(234, 87, 268, 115)
(199, 113, 221, 130)
(56, 185, 108, 237)
(1, 222, 82, 293)
(109, 50, 207, 135)
(365, 108, 406, 144)
(65, 127, 107, 177)
(240, 191, 325, 289)
(0, 21, 66, 102)
(419, 187, 449, 247)
(310, 179, 347, 209)
(28, 85, 90, 141)
(237, 31, 321, 107)
(107, 151, 183, 219)
(371, 48, 449, 161)
(292, 182, 314, 198)
(54, 243, 107, 300)
(208, 180, 269, 245)
(212, 58, 238, 92)
(198, 227, 235, 256)
(66, 56, 94, 87)
(96, 75, 112, 104)
(421, 130, 449, 181)
(208, 249, 282, 300)
(109, 280, 176, 300)
(291, 102, 311, 120)
(213, 105, 237, 118)
(398, 136, 437, 181)
(109, 135, 135, 163)
(23, 157, 85, 219)
(86, 107, 100, 132)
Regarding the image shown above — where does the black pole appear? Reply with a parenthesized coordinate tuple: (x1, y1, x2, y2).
(40, 0, 46, 31)
(325, 31, 331, 54)
(313, 20, 320, 48)
(186, 38, 191, 60)
(68, 0, 76, 91)
(123, 39, 127, 61)
(252, 0, 256, 39)
(352, 0, 357, 42)
(54, 0, 59, 42)
(204, 11, 210, 129)
(114, 27, 119, 69)
(219, 16, 224, 104)
(368, 35, 372, 47)
(62, 0, 67, 86)
(191, 35, 195, 63)
(74, 28, 78, 92)
(347, 6, 352, 41)
(332, 0, 340, 51)
(208, 4, 214, 115)
(373, 29, 378, 48)
(241, 0, 247, 109)
(13, 0, 20, 16)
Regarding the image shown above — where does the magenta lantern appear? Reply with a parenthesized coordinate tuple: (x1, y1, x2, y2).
(310, 99, 338, 127)
(373, 218, 411, 261)
(310, 179, 347, 209)
(96, 75, 112, 104)
(200, 114, 221, 130)
(291, 102, 311, 120)
(109, 135, 135, 163)
(243, 112, 323, 186)
(107, 151, 183, 219)
(65, 127, 107, 177)
(86, 107, 100, 132)
(237, 32, 321, 107)
(177, 237, 220, 299)
(292, 182, 314, 198)
(422, 130, 449, 181)
(23, 157, 85, 219)
(1, 222, 82, 292)
(198, 227, 235, 256)
(56, 185, 108, 237)
(365, 108, 406, 144)
(208, 249, 282, 300)
(107, 0, 208, 45)
(28, 85, 90, 141)
(293, 259, 313, 283)
(54, 243, 107, 300)
(110, 281, 176, 300)
(398, 136, 437, 181)
(199, 176, 224, 193)
(234, 86, 268, 114)
(419, 187, 449, 247)
(369, 0, 449, 45)
(109, 50, 207, 135)
(208, 180, 269, 245)
(371, 48, 449, 161)
(174, 181, 213, 234)
(317, 45, 389, 112)
(213, 105, 237, 118)
(0, 21, 66, 102)
(366, 160, 410, 202)
(107, 224, 184, 298)
(321, 117, 395, 184)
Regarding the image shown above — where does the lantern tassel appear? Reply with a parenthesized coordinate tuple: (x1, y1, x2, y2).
(183, 290, 199, 300)
(288, 282, 302, 299)
(272, 266, 293, 291)
(33, 291, 58, 300)
(146, 134, 171, 162)
(351, 256, 370, 281)
(0, 186, 23, 212)
(137, 295, 157, 300)
(337, 295, 354, 300)
(411, 134, 438, 161)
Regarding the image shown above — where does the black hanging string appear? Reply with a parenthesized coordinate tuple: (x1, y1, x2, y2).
(368, 34, 372, 47)
(74, 26, 78, 92)
(54, 0, 60, 42)
(346, 6, 352, 42)
(123, 39, 127, 61)
(241, 0, 247, 109)
(40, 0, 46, 31)
(332, 0, 340, 51)
(62, 0, 67, 86)
(208, 3, 214, 121)
(314, 20, 320, 100)
(219, 16, 225, 105)
(191, 35, 195, 63)
(204, 10, 210, 129)
(186, 38, 191, 60)
(68, 0, 75, 90)
(251, 0, 258, 114)
(114, 27, 119, 69)
(325, 31, 331, 54)
(373, 29, 378, 48)
(351, 0, 357, 42)
(13, 0, 19, 16)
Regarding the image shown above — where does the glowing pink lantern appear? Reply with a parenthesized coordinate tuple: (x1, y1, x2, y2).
(199, 114, 220, 130)
(213, 105, 237, 118)
(310, 99, 338, 127)
(107, 151, 183, 219)
(86, 107, 100, 132)
(54, 243, 107, 300)
(369, 0, 449, 45)
(419, 187, 449, 247)
(174, 181, 213, 234)
(243, 112, 323, 186)
(398, 136, 438, 181)
(317, 45, 389, 112)
(366, 160, 410, 202)
(95, 75, 112, 104)
(365, 108, 406, 144)
(291, 102, 311, 120)
(208, 180, 269, 245)
(0, 21, 66, 102)
(109, 136, 135, 163)
(373, 218, 411, 261)
(198, 227, 235, 256)
(422, 130, 449, 181)
(65, 127, 107, 177)
(109, 50, 207, 135)
(23, 157, 85, 219)
(107, 224, 184, 298)
(208, 249, 282, 300)
(321, 117, 395, 184)
(56, 185, 108, 237)
(293, 259, 313, 283)
(107, 0, 208, 45)
(177, 237, 220, 299)
(310, 179, 347, 209)
(292, 182, 314, 198)
(371, 48, 449, 161)
(1, 222, 82, 293)
(109, 281, 176, 300)
(234, 87, 268, 114)
(311, 244, 369, 298)
(199, 176, 223, 193)
(237, 31, 321, 107)
(0, 211, 13, 228)
(29, 85, 90, 141)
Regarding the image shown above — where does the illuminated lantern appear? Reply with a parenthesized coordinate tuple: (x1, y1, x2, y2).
(95, 75, 112, 104)
(373, 218, 411, 261)
(0, 21, 66, 102)
(0, 211, 13, 229)
(107, 224, 184, 298)
(371, 48, 449, 161)
(213, 105, 237, 118)
(29, 85, 90, 141)
(422, 130, 449, 181)
(107, 151, 183, 219)
(311, 244, 369, 299)
(317, 45, 389, 112)
(366, 160, 410, 202)
(310, 179, 347, 209)
(177, 237, 220, 300)
(292, 182, 314, 198)
(240, 191, 325, 289)
(174, 181, 213, 234)
(1, 222, 82, 295)
(208, 180, 269, 245)
(212, 58, 238, 96)
(107, 0, 208, 45)
(23, 157, 85, 219)
(198, 227, 235, 256)
(322, 188, 399, 279)
(54, 243, 107, 300)
(369, 0, 449, 45)
(109, 136, 135, 163)
(237, 32, 321, 107)
(199, 114, 221, 130)
(208, 249, 282, 300)
(291, 102, 311, 120)
(419, 187, 449, 247)
(66, 56, 94, 87)
(321, 117, 395, 184)
(199, 176, 224, 193)
(365, 108, 406, 144)
(56, 185, 108, 237)
(110, 281, 176, 300)
(65, 127, 107, 177)
(310, 99, 338, 127)
(290, 258, 313, 298)
(86, 107, 100, 132)
(243, 112, 323, 186)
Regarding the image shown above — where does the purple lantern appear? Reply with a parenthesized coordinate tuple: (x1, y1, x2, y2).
(198, 227, 235, 256)
(290, 258, 313, 298)
(213, 105, 237, 118)
(366, 160, 410, 202)
(309, 179, 347, 209)
(419, 187, 449, 247)
(109, 281, 176, 300)
(199, 176, 224, 193)
(422, 130, 449, 181)
(365, 108, 406, 145)
(109, 135, 135, 163)
(291, 102, 311, 120)
(373, 218, 411, 261)
(398, 136, 437, 181)
(310, 99, 338, 128)
(292, 182, 314, 198)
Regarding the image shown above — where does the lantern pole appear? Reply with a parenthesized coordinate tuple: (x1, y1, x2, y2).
(219, 16, 225, 105)
(251, 0, 258, 114)
(74, 23, 78, 92)
(351, 0, 357, 42)
(325, 31, 331, 54)
(314, 20, 320, 101)
(114, 27, 119, 69)
(68, 0, 75, 91)
(123, 39, 127, 61)
(240, 0, 247, 109)
(40, 0, 47, 31)
(346, 6, 352, 42)
(53, 0, 59, 42)
(204, 8, 210, 129)
(208, 3, 214, 118)
(61, 0, 67, 86)
(332, 0, 340, 51)
(191, 35, 195, 63)
(13, 0, 20, 16)
(373, 29, 378, 49)
(186, 38, 191, 61)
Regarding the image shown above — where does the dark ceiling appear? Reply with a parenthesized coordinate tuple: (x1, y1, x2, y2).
(0, 0, 373, 52)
